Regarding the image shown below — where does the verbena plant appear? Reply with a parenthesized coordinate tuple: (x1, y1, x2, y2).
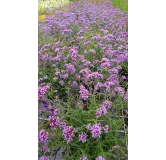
(38, 1, 128, 160)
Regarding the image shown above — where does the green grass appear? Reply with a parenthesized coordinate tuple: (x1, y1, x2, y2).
(38, 0, 70, 15)
(112, 0, 128, 12)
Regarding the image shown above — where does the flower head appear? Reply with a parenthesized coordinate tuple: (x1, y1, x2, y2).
(62, 126, 76, 143)
(95, 156, 105, 160)
(103, 125, 109, 133)
(80, 156, 88, 160)
(79, 132, 88, 143)
(38, 129, 48, 143)
(91, 123, 102, 138)
(79, 85, 89, 100)
(48, 116, 60, 129)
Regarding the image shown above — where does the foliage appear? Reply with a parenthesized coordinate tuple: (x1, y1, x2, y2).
(112, 0, 128, 12)
(38, 0, 70, 15)
(38, 1, 128, 160)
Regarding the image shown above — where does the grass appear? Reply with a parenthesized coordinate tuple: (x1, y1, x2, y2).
(112, 0, 128, 12)
(38, 0, 128, 16)
(38, 0, 70, 15)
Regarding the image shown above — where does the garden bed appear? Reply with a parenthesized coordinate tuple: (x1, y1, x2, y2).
(38, 1, 128, 160)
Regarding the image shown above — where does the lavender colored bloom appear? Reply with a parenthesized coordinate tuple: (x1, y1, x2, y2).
(79, 132, 88, 143)
(62, 126, 76, 143)
(59, 80, 64, 86)
(39, 156, 49, 160)
(90, 123, 102, 138)
(44, 76, 48, 80)
(71, 81, 78, 87)
(38, 85, 50, 100)
(65, 63, 76, 74)
(102, 100, 112, 108)
(80, 156, 88, 160)
(38, 129, 48, 143)
(48, 116, 60, 129)
(96, 105, 107, 118)
(89, 49, 96, 54)
(42, 144, 48, 151)
(87, 124, 93, 130)
(60, 73, 69, 79)
(95, 82, 103, 91)
(53, 108, 60, 115)
(79, 85, 89, 100)
(95, 156, 105, 160)
(114, 86, 125, 96)
(103, 125, 109, 133)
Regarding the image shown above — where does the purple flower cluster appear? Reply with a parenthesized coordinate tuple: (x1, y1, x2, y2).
(39, 156, 49, 160)
(87, 123, 102, 138)
(48, 116, 60, 129)
(62, 126, 76, 143)
(103, 125, 109, 133)
(38, 85, 50, 100)
(96, 100, 112, 118)
(79, 132, 88, 143)
(80, 156, 88, 160)
(38, 129, 48, 143)
(95, 156, 105, 160)
(79, 85, 89, 100)
(38, 130, 48, 152)
(65, 63, 76, 74)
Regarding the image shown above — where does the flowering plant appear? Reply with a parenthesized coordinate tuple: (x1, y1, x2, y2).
(38, 1, 128, 159)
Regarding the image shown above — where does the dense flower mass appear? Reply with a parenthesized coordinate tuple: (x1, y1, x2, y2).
(38, 0, 128, 159)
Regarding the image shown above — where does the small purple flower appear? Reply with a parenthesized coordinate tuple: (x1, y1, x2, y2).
(95, 156, 105, 160)
(79, 85, 89, 100)
(79, 132, 88, 143)
(114, 86, 125, 96)
(65, 63, 76, 74)
(53, 108, 60, 115)
(89, 49, 96, 54)
(48, 116, 60, 129)
(103, 125, 109, 133)
(102, 100, 112, 109)
(80, 156, 88, 160)
(95, 82, 103, 91)
(42, 144, 48, 151)
(71, 81, 78, 87)
(60, 73, 69, 79)
(87, 124, 93, 130)
(62, 126, 76, 143)
(59, 80, 64, 86)
(39, 156, 49, 160)
(96, 105, 107, 118)
(44, 76, 48, 80)
(38, 129, 48, 143)
(91, 123, 102, 138)
(38, 85, 50, 100)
